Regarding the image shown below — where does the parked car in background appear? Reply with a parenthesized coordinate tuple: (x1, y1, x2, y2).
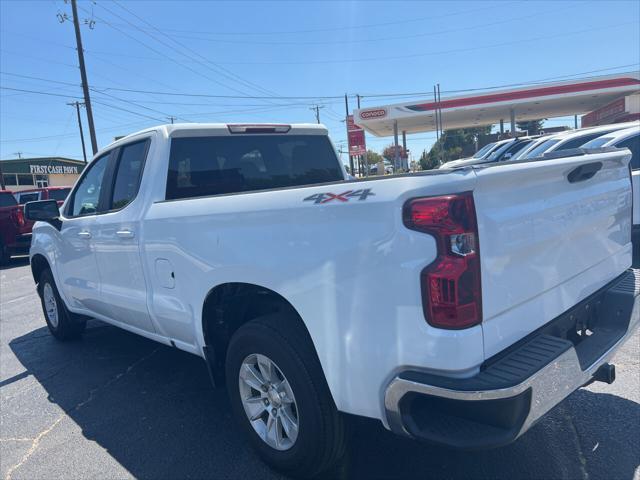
(14, 186, 72, 206)
(440, 137, 537, 169)
(439, 138, 512, 169)
(519, 121, 639, 160)
(582, 125, 640, 261)
(483, 136, 540, 162)
(0, 190, 32, 263)
(510, 133, 558, 161)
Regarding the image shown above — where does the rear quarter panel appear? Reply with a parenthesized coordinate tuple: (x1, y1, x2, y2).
(141, 170, 484, 421)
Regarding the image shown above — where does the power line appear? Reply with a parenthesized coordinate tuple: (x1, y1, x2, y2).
(110, 0, 279, 99)
(0, 72, 80, 87)
(0, 86, 83, 99)
(74, 21, 639, 67)
(359, 64, 640, 99)
(147, 6, 569, 46)
(91, 88, 188, 123)
(3, 61, 637, 106)
(85, 3, 279, 102)
(91, 99, 165, 122)
(168, 21, 639, 65)
(75, 5, 261, 99)
(90, 86, 346, 99)
(0, 49, 78, 68)
(97, 3, 508, 36)
(0, 120, 153, 144)
(0, 71, 345, 106)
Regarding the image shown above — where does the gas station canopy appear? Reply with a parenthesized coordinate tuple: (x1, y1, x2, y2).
(354, 72, 640, 137)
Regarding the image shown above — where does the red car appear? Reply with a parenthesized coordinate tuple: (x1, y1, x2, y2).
(14, 186, 72, 206)
(0, 190, 33, 263)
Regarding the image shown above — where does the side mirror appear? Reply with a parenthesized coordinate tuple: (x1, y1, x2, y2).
(24, 200, 62, 230)
(503, 153, 513, 161)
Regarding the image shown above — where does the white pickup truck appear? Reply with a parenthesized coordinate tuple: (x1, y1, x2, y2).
(26, 123, 639, 478)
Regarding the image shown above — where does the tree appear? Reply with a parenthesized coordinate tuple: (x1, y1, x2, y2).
(516, 119, 546, 135)
(424, 126, 491, 166)
(365, 149, 383, 165)
(419, 148, 440, 171)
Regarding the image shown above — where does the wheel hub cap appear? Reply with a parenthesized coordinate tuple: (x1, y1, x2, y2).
(238, 353, 299, 451)
(43, 283, 58, 328)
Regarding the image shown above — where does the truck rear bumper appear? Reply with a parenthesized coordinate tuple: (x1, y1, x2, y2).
(384, 268, 639, 449)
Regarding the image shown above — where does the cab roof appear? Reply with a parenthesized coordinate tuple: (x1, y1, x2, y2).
(103, 123, 329, 151)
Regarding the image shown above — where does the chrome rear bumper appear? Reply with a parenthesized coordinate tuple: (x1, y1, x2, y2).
(384, 269, 639, 449)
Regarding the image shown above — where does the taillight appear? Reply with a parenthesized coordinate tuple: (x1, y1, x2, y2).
(403, 192, 482, 329)
(12, 208, 25, 228)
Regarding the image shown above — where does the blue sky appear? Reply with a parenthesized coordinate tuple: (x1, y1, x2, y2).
(1, 0, 639, 165)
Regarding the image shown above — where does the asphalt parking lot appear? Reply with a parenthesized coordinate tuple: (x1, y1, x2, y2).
(1, 257, 639, 480)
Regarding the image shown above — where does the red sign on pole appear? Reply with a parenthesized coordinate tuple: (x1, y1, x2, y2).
(346, 115, 366, 156)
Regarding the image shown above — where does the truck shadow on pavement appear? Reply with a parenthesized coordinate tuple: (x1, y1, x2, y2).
(8, 321, 640, 480)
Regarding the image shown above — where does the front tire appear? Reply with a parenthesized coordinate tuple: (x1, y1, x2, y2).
(37, 269, 86, 340)
(226, 314, 347, 478)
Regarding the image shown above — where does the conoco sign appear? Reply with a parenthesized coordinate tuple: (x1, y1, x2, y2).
(359, 108, 387, 120)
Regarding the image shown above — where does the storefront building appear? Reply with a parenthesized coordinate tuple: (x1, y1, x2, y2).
(0, 157, 85, 192)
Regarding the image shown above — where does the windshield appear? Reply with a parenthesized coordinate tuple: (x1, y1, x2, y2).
(48, 188, 71, 202)
(581, 137, 613, 149)
(485, 141, 513, 161)
(523, 138, 562, 159)
(472, 142, 497, 159)
(0, 192, 18, 207)
(511, 141, 538, 160)
(486, 139, 532, 162)
(501, 139, 534, 160)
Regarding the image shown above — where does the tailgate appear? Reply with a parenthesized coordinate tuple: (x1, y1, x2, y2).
(473, 150, 633, 358)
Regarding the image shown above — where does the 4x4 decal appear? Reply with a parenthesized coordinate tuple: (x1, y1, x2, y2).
(304, 188, 375, 204)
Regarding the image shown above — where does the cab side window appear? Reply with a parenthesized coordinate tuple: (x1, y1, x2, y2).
(617, 134, 639, 170)
(18, 192, 40, 204)
(68, 153, 110, 217)
(110, 140, 148, 210)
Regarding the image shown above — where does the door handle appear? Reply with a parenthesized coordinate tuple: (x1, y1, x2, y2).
(568, 162, 602, 183)
(116, 229, 135, 239)
(77, 231, 91, 239)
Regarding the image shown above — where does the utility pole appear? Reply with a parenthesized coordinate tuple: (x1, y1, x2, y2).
(356, 94, 368, 177)
(437, 83, 444, 135)
(68, 101, 87, 163)
(437, 83, 444, 164)
(309, 105, 323, 124)
(166, 116, 177, 124)
(13, 152, 23, 159)
(70, 0, 98, 155)
(433, 85, 440, 142)
(344, 94, 355, 176)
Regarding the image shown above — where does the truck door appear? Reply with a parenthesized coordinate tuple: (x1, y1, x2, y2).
(58, 152, 112, 315)
(93, 138, 156, 333)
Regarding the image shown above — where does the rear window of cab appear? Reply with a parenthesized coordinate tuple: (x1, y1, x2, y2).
(166, 134, 343, 200)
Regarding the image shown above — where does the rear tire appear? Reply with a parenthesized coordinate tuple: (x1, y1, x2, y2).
(225, 313, 347, 478)
(37, 269, 86, 340)
(0, 240, 7, 265)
